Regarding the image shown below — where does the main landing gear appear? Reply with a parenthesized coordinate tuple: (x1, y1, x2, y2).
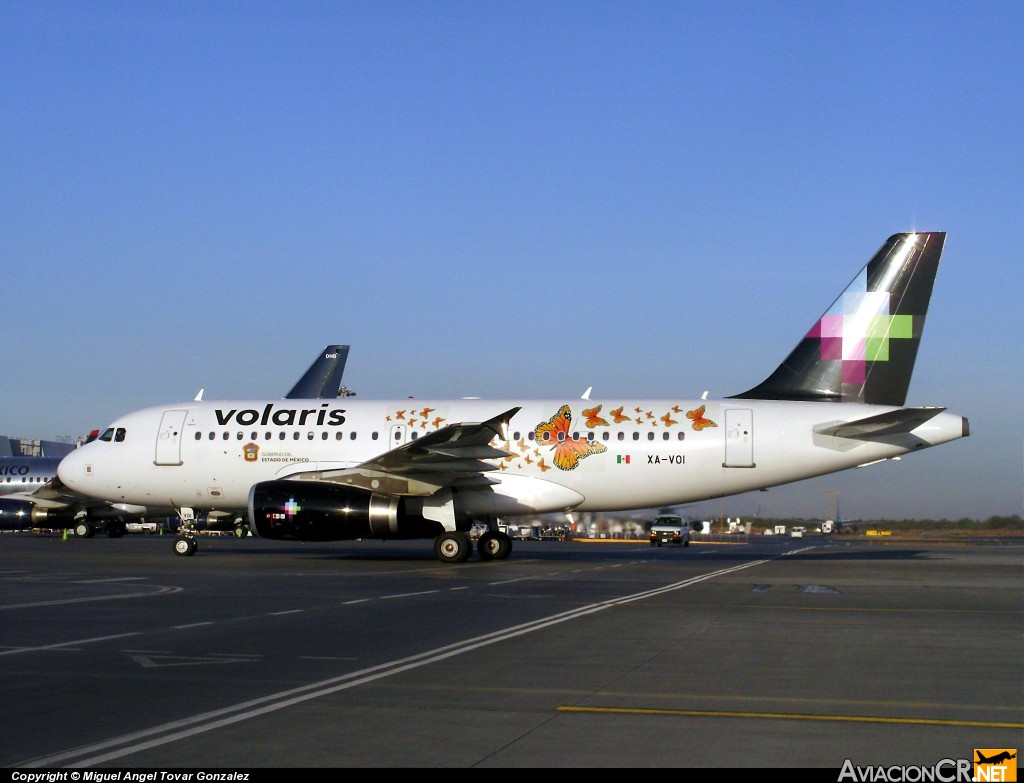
(432, 526, 513, 564)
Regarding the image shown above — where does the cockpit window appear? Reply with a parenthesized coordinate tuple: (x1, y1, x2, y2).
(99, 428, 115, 442)
(114, 428, 127, 442)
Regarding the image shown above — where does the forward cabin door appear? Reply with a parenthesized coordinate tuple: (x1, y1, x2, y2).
(155, 409, 189, 466)
(723, 408, 754, 468)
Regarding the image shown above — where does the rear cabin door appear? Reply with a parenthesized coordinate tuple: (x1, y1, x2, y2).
(723, 408, 754, 468)
(155, 409, 188, 466)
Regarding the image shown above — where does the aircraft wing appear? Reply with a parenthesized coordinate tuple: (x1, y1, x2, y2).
(294, 407, 521, 496)
(2, 477, 82, 510)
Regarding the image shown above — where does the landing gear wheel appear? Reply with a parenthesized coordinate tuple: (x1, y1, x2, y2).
(477, 531, 512, 561)
(174, 536, 198, 556)
(434, 531, 472, 563)
(74, 522, 95, 539)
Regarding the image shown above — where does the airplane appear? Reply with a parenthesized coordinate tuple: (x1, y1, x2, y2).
(0, 344, 353, 536)
(976, 751, 1016, 765)
(56, 232, 969, 562)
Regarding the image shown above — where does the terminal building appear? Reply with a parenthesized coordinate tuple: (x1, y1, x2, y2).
(0, 435, 78, 458)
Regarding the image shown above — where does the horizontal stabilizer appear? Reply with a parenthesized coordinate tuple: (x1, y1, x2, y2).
(814, 407, 946, 440)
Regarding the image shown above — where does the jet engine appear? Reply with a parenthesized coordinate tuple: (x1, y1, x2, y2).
(0, 498, 51, 530)
(247, 480, 442, 541)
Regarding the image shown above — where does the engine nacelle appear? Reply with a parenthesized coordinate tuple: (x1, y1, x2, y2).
(247, 480, 442, 541)
(0, 498, 51, 530)
(690, 520, 704, 533)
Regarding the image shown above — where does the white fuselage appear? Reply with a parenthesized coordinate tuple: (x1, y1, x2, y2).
(56, 397, 967, 518)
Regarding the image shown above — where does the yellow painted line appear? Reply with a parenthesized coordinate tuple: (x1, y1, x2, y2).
(557, 705, 1024, 730)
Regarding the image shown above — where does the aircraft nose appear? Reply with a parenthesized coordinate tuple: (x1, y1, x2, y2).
(57, 449, 86, 489)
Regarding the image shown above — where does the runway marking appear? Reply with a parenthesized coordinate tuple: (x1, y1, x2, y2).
(382, 590, 440, 599)
(76, 577, 150, 583)
(18, 559, 768, 768)
(0, 632, 141, 657)
(557, 705, 1024, 730)
(268, 609, 303, 616)
(0, 584, 183, 610)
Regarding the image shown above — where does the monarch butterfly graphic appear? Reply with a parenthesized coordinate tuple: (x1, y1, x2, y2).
(419, 407, 435, 419)
(661, 412, 678, 427)
(610, 406, 630, 423)
(537, 458, 551, 472)
(431, 416, 446, 429)
(687, 405, 718, 431)
(583, 404, 609, 428)
(534, 405, 608, 471)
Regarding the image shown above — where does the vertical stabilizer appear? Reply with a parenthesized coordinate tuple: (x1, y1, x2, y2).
(731, 232, 945, 406)
(285, 345, 350, 399)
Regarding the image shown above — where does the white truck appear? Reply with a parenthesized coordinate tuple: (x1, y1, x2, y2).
(648, 514, 702, 547)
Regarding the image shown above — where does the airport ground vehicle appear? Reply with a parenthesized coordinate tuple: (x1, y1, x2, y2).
(649, 514, 699, 547)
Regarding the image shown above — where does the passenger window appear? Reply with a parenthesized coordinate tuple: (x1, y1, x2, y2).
(208, 432, 216, 440)
(648, 432, 655, 441)
(237, 432, 244, 440)
(663, 432, 669, 440)
(292, 432, 300, 440)
(223, 432, 230, 440)
(350, 432, 357, 440)
(602, 432, 609, 441)
(633, 432, 640, 441)
(195, 432, 202, 441)
(372, 432, 378, 441)
(617, 432, 625, 441)
(678, 432, 685, 441)
(278, 432, 286, 440)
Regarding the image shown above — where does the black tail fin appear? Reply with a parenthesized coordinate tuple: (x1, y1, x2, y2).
(285, 345, 350, 399)
(731, 232, 945, 406)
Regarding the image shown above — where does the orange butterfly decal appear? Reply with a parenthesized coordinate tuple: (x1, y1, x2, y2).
(533, 405, 608, 471)
(686, 405, 718, 431)
(395, 410, 406, 420)
(660, 412, 678, 427)
(583, 404, 609, 428)
(419, 407, 435, 419)
(537, 458, 551, 472)
(672, 405, 683, 414)
(610, 406, 629, 423)
(431, 416, 446, 429)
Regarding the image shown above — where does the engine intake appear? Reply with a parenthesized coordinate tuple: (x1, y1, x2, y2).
(247, 480, 440, 541)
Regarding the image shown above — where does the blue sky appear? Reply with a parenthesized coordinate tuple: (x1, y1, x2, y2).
(2, 2, 1020, 522)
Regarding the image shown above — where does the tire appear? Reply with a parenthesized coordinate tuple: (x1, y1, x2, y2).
(434, 531, 472, 563)
(174, 537, 197, 556)
(74, 522, 94, 539)
(477, 531, 512, 561)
